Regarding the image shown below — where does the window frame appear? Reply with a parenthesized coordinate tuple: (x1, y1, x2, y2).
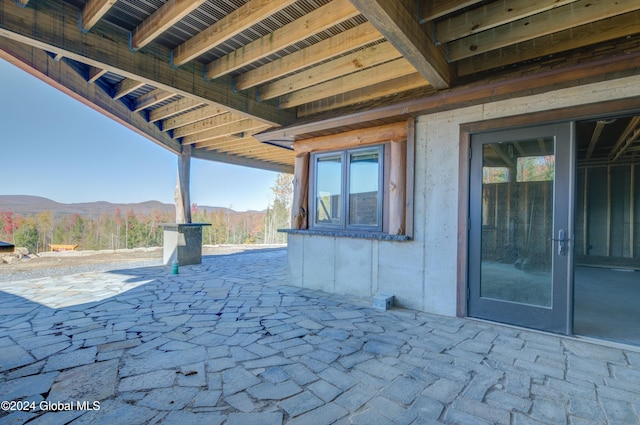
(310, 145, 385, 232)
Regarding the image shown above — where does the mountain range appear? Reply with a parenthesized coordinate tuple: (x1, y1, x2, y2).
(0, 195, 252, 217)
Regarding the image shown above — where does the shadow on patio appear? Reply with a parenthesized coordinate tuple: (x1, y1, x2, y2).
(1, 248, 639, 424)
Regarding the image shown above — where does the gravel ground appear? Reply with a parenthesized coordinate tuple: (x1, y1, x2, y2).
(0, 244, 285, 283)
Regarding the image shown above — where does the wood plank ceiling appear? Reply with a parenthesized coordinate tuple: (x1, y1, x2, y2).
(1, 0, 640, 170)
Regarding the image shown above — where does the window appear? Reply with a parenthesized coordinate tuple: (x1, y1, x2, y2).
(312, 146, 383, 231)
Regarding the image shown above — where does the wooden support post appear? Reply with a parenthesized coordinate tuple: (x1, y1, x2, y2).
(175, 144, 192, 224)
(291, 152, 309, 229)
(389, 138, 407, 235)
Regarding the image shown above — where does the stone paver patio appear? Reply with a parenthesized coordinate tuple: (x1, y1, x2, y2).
(1, 248, 639, 424)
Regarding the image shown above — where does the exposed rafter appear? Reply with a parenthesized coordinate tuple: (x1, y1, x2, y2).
(297, 72, 430, 118)
(81, 0, 117, 32)
(419, 0, 483, 22)
(234, 22, 383, 91)
(148, 98, 205, 123)
(448, 0, 640, 61)
(205, 0, 360, 80)
(257, 41, 403, 101)
(181, 119, 268, 145)
(0, 38, 180, 154)
(349, 0, 453, 89)
(113, 78, 145, 100)
(131, 0, 207, 51)
(0, 0, 296, 126)
(87, 66, 107, 84)
(172, 112, 245, 139)
(585, 120, 608, 160)
(162, 105, 227, 131)
(171, 0, 298, 67)
(435, 0, 578, 43)
(278, 58, 417, 109)
(133, 88, 175, 113)
(459, 11, 640, 76)
(610, 116, 640, 161)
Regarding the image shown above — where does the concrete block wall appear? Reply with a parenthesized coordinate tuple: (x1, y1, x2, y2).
(287, 74, 640, 317)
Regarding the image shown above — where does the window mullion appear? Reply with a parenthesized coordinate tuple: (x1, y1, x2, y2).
(342, 150, 349, 229)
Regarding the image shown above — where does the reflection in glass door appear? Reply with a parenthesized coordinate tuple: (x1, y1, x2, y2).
(469, 124, 574, 334)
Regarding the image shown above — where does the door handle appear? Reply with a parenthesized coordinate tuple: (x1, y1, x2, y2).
(550, 229, 568, 256)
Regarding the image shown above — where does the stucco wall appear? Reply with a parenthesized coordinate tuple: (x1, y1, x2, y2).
(287, 74, 640, 317)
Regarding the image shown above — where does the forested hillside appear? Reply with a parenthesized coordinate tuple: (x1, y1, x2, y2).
(0, 175, 293, 253)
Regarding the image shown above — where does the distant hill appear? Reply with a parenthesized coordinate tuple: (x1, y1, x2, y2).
(0, 195, 255, 217)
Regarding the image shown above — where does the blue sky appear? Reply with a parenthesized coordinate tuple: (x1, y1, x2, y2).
(0, 59, 280, 212)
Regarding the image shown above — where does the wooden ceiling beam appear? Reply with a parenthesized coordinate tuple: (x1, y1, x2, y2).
(113, 78, 145, 100)
(81, 0, 117, 32)
(458, 10, 640, 76)
(258, 41, 402, 101)
(212, 147, 294, 162)
(133, 88, 175, 112)
(278, 58, 417, 109)
(131, 0, 207, 51)
(173, 112, 246, 138)
(350, 0, 454, 90)
(191, 148, 293, 173)
(257, 49, 640, 145)
(205, 0, 360, 80)
(436, 0, 578, 43)
(0, 37, 181, 154)
(162, 104, 228, 130)
(585, 120, 606, 160)
(221, 150, 295, 163)
(297, 72, 430, 117)
(172, 0, 297, 67)
(235, 22, 383, 91)
(181, 119, 267, 145)
(210, 141, 282, 155)
(87, 66, 107, 84)
(149, 97, 205, 123)
(195, 135, 238, 150)
(0, 0, 295, 126)
(204, 138, 272, 152)
(610, 116, 640, 161)
(198, 128, 271, 149)
(419, 0, 482, 22)
(448, 0, 640, 61)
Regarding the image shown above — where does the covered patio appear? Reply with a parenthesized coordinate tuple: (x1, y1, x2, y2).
(1, 248, 639, 424)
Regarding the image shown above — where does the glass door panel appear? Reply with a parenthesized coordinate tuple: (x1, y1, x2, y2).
(480, 139, 555, 307)
(469, 124, 574, 334)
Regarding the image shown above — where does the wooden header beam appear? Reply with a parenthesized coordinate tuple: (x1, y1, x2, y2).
(293, 121, 407, 153)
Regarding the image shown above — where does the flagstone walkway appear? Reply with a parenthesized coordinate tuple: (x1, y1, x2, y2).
(0, 248, 639, 424)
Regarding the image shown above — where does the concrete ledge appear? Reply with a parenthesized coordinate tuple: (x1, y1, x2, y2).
(160, 223, 211, 266)
(279, 229, 411, 241)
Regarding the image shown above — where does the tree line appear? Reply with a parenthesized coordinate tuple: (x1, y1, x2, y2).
(1, 174, 293, 253)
